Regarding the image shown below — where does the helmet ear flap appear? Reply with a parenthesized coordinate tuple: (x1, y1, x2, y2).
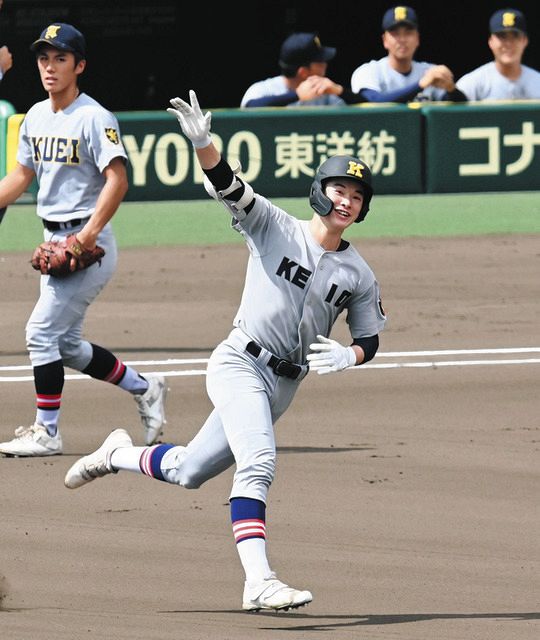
(309, 180, 333, 216)
(355, 195, 372, 222)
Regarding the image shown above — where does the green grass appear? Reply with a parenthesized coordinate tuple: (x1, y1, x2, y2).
(1, 191, 539, 251)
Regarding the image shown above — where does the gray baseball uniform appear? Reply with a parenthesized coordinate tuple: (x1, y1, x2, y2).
(17, 92, 127, 369)
(160, 191, 386, 503)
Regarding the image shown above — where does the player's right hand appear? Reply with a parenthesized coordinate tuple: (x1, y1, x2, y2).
(167, 90, 212, 148)
(419, 65, 455, 91)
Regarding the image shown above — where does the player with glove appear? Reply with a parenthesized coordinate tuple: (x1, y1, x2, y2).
(64, 89, 386, 612)
(0, 23, 168, 457)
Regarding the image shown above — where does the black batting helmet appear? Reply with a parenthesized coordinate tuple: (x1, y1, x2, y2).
(309, 155, 373, 222)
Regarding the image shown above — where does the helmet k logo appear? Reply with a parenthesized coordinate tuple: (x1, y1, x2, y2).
(45, 25, 61, 40)
(346, 161, 364, 179)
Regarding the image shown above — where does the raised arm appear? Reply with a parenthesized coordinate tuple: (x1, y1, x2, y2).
(167, 90, 255, 218)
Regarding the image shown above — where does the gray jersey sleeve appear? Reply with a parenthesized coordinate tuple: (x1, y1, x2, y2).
(85, 106, 127, 173)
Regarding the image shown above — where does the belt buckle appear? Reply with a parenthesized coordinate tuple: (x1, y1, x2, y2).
(273, 358, 299, 379)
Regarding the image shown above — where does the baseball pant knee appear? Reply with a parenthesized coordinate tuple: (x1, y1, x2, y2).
(160, 445, 234, 489)
(58, 338, 93, 371)
(231, 455, 275, 503)
(26, 321, 61, 366)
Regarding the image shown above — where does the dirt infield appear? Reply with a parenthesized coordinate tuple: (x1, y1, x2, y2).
(1, 236, 539, 640)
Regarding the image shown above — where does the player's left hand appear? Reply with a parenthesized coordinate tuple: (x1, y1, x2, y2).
(167, 89, 212, 148)
(307, 335, 357, 375)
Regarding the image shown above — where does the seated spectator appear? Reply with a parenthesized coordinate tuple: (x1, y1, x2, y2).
(456, 8, 540, 101)
(240, 32, 351, 108)
(350, 5, 465, 103)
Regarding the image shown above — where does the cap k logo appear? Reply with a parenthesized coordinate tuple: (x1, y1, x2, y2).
(502, 12, 516, 28)
(394, 6, 407, 21)
(45, 25, 61, 40)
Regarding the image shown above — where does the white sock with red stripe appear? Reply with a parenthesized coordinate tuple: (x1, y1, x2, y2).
(36, 393, 61, 434)
(231, 497, 273, 584)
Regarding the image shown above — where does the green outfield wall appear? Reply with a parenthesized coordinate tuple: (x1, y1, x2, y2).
(2, 100, 540, 201)
(423, 102, 540, 193)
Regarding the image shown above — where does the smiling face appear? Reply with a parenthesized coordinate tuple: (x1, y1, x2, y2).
(322, 178, 364, 229)
(488, 31, 528, 67)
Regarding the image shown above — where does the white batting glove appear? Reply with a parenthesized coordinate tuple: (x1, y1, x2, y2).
(307, 335, 357, 376)
(167, 89, 212, 148)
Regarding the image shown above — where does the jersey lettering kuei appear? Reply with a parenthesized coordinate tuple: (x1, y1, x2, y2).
(17, 93, 128, 221)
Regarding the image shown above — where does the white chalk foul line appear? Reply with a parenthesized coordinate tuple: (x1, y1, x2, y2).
(1, 347, 539, 381)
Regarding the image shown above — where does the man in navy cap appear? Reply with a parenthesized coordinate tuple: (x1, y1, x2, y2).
(456, 8, 540, 100)
(240, 31, 350, 107)
(350, 5, 465, 103)
(0, 22, 168, 457)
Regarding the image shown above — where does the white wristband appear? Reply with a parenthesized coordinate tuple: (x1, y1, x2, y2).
(345, 346, 357, 368)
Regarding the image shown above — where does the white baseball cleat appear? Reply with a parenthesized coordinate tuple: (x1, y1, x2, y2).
(242, 575, 313, 612)
(0, 423, 63, 457)
(134, 375, 168, 445)
(64, 428, 133, 489)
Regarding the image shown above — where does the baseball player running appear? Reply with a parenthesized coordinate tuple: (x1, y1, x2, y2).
(0, 23, 167, 457)
(64, 90, 386, 612)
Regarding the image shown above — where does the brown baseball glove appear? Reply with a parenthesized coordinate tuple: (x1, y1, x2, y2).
(31, 234, 105, 277)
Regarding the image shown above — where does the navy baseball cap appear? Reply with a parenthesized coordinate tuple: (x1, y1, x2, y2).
(382, 6, 419, 31)
(30, 23, 86, 57)
(489, 9, 527, 35)
(279, 32, 336, 67)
